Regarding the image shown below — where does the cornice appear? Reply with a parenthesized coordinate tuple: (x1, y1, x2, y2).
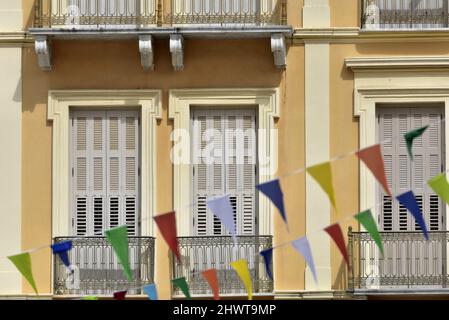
(345, 56, 449, 71)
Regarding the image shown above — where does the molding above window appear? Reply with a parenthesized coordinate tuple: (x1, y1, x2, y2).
(168, 88, 280, 237)
(346, 56, 449, 71)
(47, 90, 162, 238)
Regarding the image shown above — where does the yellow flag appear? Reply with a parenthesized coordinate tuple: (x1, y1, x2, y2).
(231, 259, 253, 300)
(307, 162, 337, 210)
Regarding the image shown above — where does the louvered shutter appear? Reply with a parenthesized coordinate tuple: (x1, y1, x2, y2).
(193, 109, 256, 236)
(377, 107, 444, 232)
(72, 111, 107, 236)
(72, 110, 140, 237)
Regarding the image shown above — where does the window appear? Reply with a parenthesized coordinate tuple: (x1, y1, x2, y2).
(192, 109, 257, 236)
(377, 106, 445, 232)
(71, 110, 140, 236)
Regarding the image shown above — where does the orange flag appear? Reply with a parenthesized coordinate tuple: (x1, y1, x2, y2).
(356, 144, 392, 196)
(202, 269, 220, 300)
(154, 211, 181, 262)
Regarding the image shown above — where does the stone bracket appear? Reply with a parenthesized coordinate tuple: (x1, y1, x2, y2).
(170, 34, 184, 71)
(139, 35, 154, 71)
(35, 35, 52, 71)
(271, 33, 286, 70)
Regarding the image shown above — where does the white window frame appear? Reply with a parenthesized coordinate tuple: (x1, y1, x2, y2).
(169, 88, 279, 236)
(48, 90, 162, 238)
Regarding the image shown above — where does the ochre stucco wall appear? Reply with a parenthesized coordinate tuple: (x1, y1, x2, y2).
(330, 0, 360, 28)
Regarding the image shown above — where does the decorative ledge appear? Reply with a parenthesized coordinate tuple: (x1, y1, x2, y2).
(345, 56, 449, 71)
(271, 33, 286, 70)
(138, 35, 154, 71)
(170, 34, 184, 72)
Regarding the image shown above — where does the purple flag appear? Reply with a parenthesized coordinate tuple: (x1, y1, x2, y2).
(256, 179, 288, 229)
(260, 248, 273, 280)
(292, 237, 317, 283)
(396, 191, 429, 240)
(207, 195, 237, 243)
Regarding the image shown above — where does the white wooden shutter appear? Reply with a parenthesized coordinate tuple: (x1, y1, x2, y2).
(71, 110, 140, 237)
(377, 106, 444, 232)
(193, 109, 257, 236)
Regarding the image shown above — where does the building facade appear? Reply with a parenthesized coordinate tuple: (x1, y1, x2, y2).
(1, 0, 449, 299)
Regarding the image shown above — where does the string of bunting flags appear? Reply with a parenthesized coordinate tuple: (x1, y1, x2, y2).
(6, 120, 449, 300)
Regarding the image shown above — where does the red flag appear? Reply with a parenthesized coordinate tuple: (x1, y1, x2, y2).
(154, 211, 181, 262)
(113, 291, 127, 300)
(202, 269, 220, 300)
(356, 144, 392, 196)
(324, 224, 349, 268)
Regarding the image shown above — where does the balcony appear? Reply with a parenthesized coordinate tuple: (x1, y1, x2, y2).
(348, 228, 449, 295)
(173, 236, 273, 297)
(30, 0, 291, 71)
(53, 236, 155, 296)
(361, 0, 449, 30)
(33, 0, 287, 28)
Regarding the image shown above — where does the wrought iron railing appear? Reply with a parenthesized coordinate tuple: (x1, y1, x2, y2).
(361, 0, 449, 29)
(53, 236, 155, 295)
(173, 236, 273, 297)
(33, 0, 287, 28)
(348, 227, 448, 292)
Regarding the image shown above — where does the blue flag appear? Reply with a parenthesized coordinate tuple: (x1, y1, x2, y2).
(256, 179, 288, 229)
(396, 191, 429, 240)
(260, 248, 274, 280)
(51, 241, 73, 269)
(144, 284, 158, 300)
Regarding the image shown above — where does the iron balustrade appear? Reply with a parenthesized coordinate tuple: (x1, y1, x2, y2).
(33, 0, 287, 28)
(348, 227, 449, 292)
(173, 236, 273, 297)
(53, 236, 155, 295)
(361, 0, 449, 29)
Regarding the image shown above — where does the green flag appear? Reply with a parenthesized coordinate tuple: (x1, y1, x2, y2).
(355, 210, 384, 256)
(105, 226, 133, 282)
(172, 277, 192, 300)
(429, 173, 449, 205)
(404, 126, 429, 160)
(8, 253, 38, 294)
(83, 296, 99, 300)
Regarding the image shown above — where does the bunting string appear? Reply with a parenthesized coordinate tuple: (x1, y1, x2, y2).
(3, 115, 447, 298)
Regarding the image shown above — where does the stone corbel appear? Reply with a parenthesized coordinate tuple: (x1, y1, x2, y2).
(139, 35, 154, 71)
(271, 33, 286, 70)
(35, 35, 52, 71)
(170, 34, 184, 71)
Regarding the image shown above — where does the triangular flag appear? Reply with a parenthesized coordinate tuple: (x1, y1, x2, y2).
(83, 296, 99, 300)
(8, 253, 38, 294)
(154, 211, 181, 262)
(207, 195, 237, 243)
(324, 224, 349, 268)
(143, 284, 158, 300)
(260, 248, 274, 280)
(356, 144, 392, 196)
(429, 173, 449, 205)
(113, 291, 127, 300)
(172, 277, 192, 300)
(51, 241, 73, 269)
(231, 259, 253, 300)
(105, 226, 133, 282)
(307, 162, 337, 210)
(404, 126, 429, 160)
(291, 237, 317, 284)
(355, 210, 384, 256)
(396, 191, 429, 240)
(202, 269, 220, 300)
(256, 179, 288, 228)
